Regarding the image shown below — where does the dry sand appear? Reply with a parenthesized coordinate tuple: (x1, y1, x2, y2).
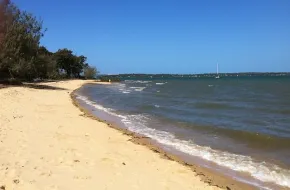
(0, 80, 241, 190)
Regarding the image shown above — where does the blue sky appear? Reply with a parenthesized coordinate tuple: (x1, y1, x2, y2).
(14, 0, 290, 74)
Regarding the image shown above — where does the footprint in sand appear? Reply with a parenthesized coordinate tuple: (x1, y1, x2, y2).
(100, 157, 117, 164)
(101, 157, 111, 162)
(73, 175, 92, 180)
(44, 185, 59, 190)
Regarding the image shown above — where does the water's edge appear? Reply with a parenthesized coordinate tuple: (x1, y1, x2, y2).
(70, 83, 257, 190)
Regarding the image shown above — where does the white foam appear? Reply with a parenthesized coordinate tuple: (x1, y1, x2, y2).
(75, 95, 126, 119)
(156, 82, 165, 85)
(135, 87, 146, 92)
(125, 80, 152, 84)
(154, 105, 160, 108)
(75, 94, 290, 188)
(129, 87, 146, 91)
(76, 95, 112, 113)
(116, 84, 131, 94)
(121, 115, 290, 188)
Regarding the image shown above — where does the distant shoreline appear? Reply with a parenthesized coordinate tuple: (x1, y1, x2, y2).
(97, 73, 290, 82)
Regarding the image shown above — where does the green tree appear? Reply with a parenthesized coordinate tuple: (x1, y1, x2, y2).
(54, 48, 88, 78)
(0, 0, 10, 46)
(0, 2, 45, 80)
(54, 48, 75, 78)
(72, 55, 87, 78)
(0, 1, 97, 81)
(0, 0, 11, 78)
(34, 46, 58, 79)
(84, 65, 98, 79)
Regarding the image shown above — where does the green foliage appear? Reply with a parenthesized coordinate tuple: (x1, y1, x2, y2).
(0, 2, 45, 80)
(54, 49, 89, 78)
(0, 1, 98, 81)
(84, 65, 98, 79)
(54, 48, 75, 78)
(0, 0, 10, 47)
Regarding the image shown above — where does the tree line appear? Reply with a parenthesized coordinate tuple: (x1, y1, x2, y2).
(0, 0, 98, 82)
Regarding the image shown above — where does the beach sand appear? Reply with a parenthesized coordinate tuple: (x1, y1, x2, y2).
(0, 80, 250, 190)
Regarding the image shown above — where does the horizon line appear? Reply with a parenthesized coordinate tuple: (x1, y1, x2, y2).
(100, 71, 290, 75)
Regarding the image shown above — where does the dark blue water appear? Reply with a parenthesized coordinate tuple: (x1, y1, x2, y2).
(76, 77, 290, 188)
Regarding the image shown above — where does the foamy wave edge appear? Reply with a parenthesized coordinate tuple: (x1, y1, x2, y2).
(76, 94, 290, 188)
(125, 80, 152, 84)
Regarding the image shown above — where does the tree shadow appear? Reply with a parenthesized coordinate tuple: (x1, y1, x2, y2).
(22, 83, 67, 90)
(0, 80, 67, 90)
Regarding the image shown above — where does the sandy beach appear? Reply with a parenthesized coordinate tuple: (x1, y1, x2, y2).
(0, 80, 250, 190)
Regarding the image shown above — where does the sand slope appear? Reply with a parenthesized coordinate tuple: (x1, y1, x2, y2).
(0, 80, 221, 190)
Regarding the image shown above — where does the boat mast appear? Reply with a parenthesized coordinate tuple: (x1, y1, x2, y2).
(217, 63, 219, 75)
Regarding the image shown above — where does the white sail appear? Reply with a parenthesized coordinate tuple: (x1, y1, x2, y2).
(216, 63, 220, 79)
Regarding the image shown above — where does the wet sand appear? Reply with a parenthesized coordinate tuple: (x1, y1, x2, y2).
(0, 80, 253, 190)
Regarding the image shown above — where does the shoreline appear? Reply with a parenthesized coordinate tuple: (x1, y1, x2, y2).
(1, 80, 227, 190)
(71, 82, 257, 190)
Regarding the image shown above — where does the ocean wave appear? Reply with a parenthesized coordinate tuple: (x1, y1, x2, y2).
(129, 87, 146, 91)
(123, 115, 290, 188)
(75, 95, 126, 119)
(76, 94, 290, 188)
(115, 84, 132, 94)
(125, 80, 152, 84)
(156, 82, 167, 85)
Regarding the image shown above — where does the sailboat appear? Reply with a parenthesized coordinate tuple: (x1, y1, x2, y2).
(215, 63, 220, 79)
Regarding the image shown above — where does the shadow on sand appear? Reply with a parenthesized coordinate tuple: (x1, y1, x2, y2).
(0, 80, 67, 91)
(22, 83, 67, 90)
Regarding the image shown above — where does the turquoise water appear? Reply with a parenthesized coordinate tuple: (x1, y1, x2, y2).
(76, 76, 290, 189)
